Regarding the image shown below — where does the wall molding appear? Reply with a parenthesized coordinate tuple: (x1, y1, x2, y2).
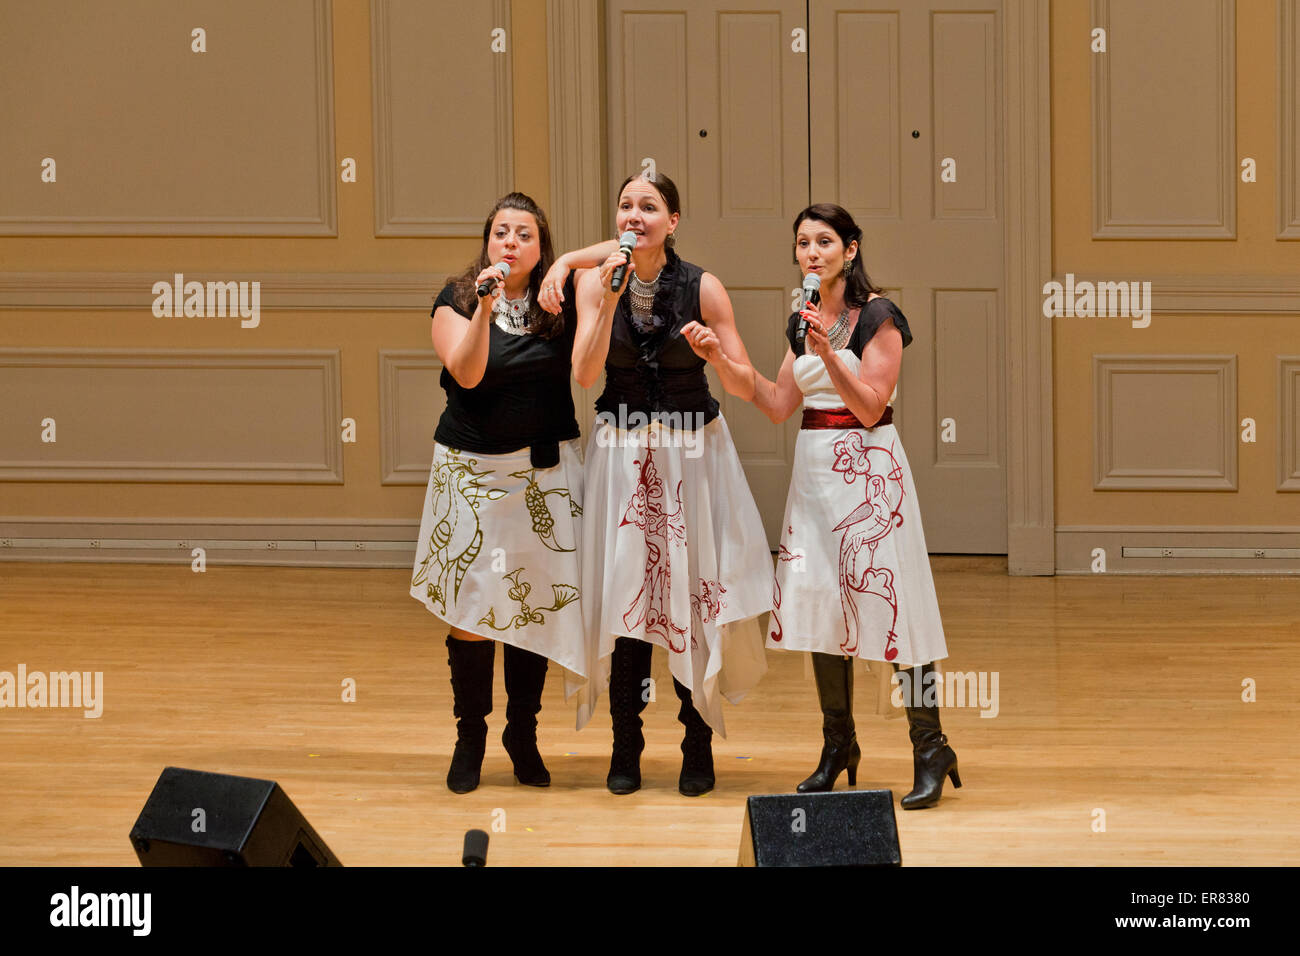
(546, 0, 607, 430)
(0, 0, 336, 237)
(1282, 0, 1300, 237)
(0, 517, 418, 569)
(1091, 0, 1236, 238)
(1280, 356, 1300, 490)
(370, 0, 513, 237)
(1093, 354, 1237, 490)
(379, 349, 441, 485)
(1048, 273, 1300, 314)
(0, 271, 443, 311)
(1056, 527, 1300, 574)
(5, 270, 1295, 315)
(1004, 0, 1055, 573)
(0, 349, 342, 483)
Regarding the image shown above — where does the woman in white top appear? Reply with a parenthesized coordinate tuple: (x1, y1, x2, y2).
(699, 202, 961, 808)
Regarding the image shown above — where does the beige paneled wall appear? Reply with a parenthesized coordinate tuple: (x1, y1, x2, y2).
(1052, 0, 1300, 573)
(0, 0, 551, 563)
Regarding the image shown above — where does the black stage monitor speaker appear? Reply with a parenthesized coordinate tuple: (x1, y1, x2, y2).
(129, 767, 342, 867)
(739, 790, 901, 867)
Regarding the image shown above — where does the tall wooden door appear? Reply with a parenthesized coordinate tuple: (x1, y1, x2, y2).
(604, 0, 808, 546)
(809, 1, 1007, 552)
(605, 0, 1007, 553)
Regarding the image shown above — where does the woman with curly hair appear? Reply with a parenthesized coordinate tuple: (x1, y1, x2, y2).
(410, 192, 613, 793)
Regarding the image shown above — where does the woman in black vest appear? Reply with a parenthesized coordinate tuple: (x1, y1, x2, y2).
(572, 172, 771, 796)
(743, 203, 960, 808)
(411, 192, 613, 793)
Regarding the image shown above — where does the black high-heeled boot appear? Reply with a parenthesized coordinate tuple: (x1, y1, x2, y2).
(501, 643, 550, 787)
(797, 653, 861, 793)
(897, 662, 961, 809)
(607, 637, 653, 794)
(445, 635, 495, 794)
(674, 678, 714, 797)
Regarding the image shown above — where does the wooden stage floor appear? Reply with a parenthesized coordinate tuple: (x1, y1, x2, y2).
(1, 557, 1297, 866)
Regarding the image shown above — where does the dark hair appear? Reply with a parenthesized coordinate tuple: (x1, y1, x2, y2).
(446, 192, 562, 338)
(792, 203, 884, 307)
(617, 171, 681, 249)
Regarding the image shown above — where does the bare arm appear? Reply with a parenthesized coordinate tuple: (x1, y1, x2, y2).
(431, 266, 508, 388)
(751, 347, 803, 423)
(812, 314, 902, 426)
(431, 302, 492, 389)
(571, 249, 628, 388)
(539, 239, 621, 314)
(680, 273, 756, 401)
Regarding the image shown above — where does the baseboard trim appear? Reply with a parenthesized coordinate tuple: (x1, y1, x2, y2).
(1056, 528, 1300, 574)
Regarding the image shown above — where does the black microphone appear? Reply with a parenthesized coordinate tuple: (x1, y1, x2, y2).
(462, 829, 489, 867)
(476, 260, 511, 298)
(793, 273, 822, 347)
(609, 230, 638, 293)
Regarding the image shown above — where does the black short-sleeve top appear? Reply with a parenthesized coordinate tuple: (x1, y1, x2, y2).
(785, 295, 914, 358)
(430, 275, 580, 465)
(594, 248, 720, 428)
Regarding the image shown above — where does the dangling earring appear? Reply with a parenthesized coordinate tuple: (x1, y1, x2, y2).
(844, 258, 853, 277)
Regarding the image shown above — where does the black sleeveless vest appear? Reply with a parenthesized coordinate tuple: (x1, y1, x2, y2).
(594, 249, 720, 428)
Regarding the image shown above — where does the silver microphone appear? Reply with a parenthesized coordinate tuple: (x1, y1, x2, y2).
(609, 231, 638, 293)
(476, 260, 511, 298)
(794, 273, 822, 346)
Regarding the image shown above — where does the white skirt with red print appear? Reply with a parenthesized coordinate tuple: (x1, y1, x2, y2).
(575, 414, 771, 736)
(768, 422, 948, 714)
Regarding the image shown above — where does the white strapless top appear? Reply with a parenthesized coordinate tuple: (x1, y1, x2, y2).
(794, 350, 898, 410)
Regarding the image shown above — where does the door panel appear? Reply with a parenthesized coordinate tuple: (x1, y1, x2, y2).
(811, 1, 1007, 552)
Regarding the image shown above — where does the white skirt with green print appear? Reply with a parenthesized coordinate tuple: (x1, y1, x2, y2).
(410, 439, 587, 697)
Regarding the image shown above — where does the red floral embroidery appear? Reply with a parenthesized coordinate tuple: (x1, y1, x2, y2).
(831, 440, 905, 660)
(620, 449, 689, 652)
(691, 579, 726, 625)
(768, 534, 801, 643)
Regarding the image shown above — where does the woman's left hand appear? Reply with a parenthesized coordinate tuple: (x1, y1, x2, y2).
(801, 306, 832, 359)
(681, 321, 725, 364)
(538, 258, 570, 314)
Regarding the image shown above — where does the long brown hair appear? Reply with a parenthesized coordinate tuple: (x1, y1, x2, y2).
(445, 192, 562, 338)
(791, 203, 884, 307)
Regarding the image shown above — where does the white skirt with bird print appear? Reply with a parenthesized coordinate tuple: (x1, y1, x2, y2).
(767, 350, 947, 714)
(575, 414, 771, 737)
(410, 440, 587, 697)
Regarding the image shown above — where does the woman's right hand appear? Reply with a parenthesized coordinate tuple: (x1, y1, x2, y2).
(474, 264, 507, 307)
(538, 257, 570, 314)
(597, 248, 631, 301)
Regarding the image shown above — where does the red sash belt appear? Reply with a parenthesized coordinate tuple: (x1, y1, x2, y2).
(801, 406, 893, 430)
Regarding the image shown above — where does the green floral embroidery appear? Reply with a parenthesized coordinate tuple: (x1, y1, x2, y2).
(479, 568, 579, 631)
(510, 467, 582, 552)
(411, 450, 507, 613)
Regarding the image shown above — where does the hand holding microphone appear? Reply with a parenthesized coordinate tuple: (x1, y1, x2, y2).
(476, 260, 511, 299)
(607, 230, 638, 294)
(793, 272, 822, 347)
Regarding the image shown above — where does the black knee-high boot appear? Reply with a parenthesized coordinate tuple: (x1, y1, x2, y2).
(502, 644, 550, 787)
(446, 636, 495, 794)
(674, 678, 714, 797)
(797, 653, 861, 793)
(607, 637, 653, 794)
(895, 662, 961, 809)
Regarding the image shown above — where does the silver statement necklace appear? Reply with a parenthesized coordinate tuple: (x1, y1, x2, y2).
(627, 267, 663, 332)
(493, 289, 533, 336)
(826, 308, 852, 351)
